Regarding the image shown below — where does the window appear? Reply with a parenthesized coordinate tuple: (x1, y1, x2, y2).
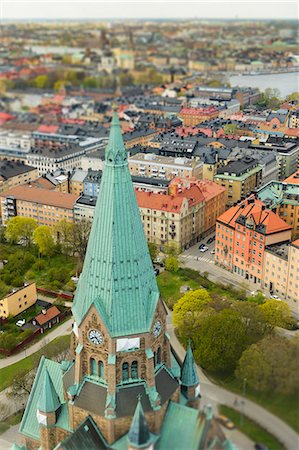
(122, 362, 129, 382)
(90, 358, 97, 376)
(98, 361, 104, 379)
(157, 347, 161, 365)
(131, 361, 138, 379)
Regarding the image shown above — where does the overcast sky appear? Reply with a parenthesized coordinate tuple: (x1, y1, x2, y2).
(1, 0, 298, 20)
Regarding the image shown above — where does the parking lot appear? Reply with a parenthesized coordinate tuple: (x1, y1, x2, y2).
(183, 232, 216, 265)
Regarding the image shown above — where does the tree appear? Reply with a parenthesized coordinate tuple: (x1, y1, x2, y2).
(69, 218, 92, 262)
(236, 335, 299, 395)
(7, 369, 36, 402)
(163, 243, 180, 257)
(55, 219, 73, 254)
(165, 256, 179, 273)
(257, 88, 281, 109)
(83, 77, 98, 88)
(173, 289, 212, 340)
(193, 309, 247, 374)
(287, 92, 299, 102)
(33, 226, 55, 256)
(232, 302, 270, 345)
(5, 217, 37, 246)
(33, 75, 50, 89)
(223, 124, 238, 135)
(259, 300, 292, 329)
(148, 242, 158, 262)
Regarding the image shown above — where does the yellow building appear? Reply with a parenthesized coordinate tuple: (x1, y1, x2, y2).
(0, 161, 39, 194)
(0, 282, 37, 318)
(263, 240, 299, 315)
(214, 157, 262, 206)
(0, 185, 78, 226)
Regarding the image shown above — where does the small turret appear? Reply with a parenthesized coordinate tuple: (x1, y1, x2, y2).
(128, 397, 153, 450)
(37, 367, 61, 426)
(181, 340, 200, 408)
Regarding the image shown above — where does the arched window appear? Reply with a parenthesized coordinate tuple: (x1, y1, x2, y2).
(131, 361, 138, 380)
(157, 347, 161, 365)
(98, 361, 104, 379)
(122, 362, 129, 382)
(90, 357, 97, 376)
(153, 351, 157, 367)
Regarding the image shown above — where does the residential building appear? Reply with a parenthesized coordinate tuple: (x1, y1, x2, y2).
(263, 240, 299, 315)
(69, 169, 87, 196)
(32, 305, 61, 332)
(123, 128, 158, 149)
(169, 177, 226, 235)
(0, 160, 39, 194)
(81, 149, 106, 171)
(179, 107, 219, 126)
(214, 157, 263, 206)
(0, 185, 78, 226)
(129, 153, 203, 180)
(215, 196, 292, 285)
(289, 110, 299, 128)
(74, 196, 97, 222)
(0, 282, 37, 319)
(19, 113, 230, 450)
(256, 180, 299, 239)
(0, 130, 32, 162)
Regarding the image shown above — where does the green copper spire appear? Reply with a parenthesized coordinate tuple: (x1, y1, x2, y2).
(181, 340, 199, 387)
(128, 397, 151, 448)
(38, 368, 60, 413)
(72, 113, 159, 337)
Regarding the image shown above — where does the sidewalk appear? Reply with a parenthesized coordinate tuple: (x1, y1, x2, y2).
(0, 318, 73, 369)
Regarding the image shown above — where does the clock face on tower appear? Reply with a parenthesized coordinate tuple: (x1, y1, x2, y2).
(88, 329, 103, 345)
(153, 320, 162, 337)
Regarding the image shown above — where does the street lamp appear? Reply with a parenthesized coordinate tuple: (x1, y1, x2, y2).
(240, 377, 247, 427)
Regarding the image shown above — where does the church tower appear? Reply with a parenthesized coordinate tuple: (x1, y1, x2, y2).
(66, 112, 179, 444)
(19, 113, 234, 450)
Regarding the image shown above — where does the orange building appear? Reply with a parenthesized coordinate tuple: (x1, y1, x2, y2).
(284, 170, 299, 184)
(215, 196, 292, 286)
(169, 177, 226, 235)
(0, 185, 78, 226)
(179, 107, 219, 126)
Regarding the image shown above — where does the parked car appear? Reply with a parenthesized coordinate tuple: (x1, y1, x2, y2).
(198, 243, 205, 249)
(210, 249, 215, 254)
(216, 415, 235, 429)
(154, 268, 160, 276)
(270, 293, 281, 300)
(199, 246, 208, 252)
(16, 319, 26, 327)
(207, 237, 215, 244)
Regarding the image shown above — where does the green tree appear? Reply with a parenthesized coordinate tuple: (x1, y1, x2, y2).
(257, 88, 281, 109)
(173, 289, 211, 340)
(83, 77, 98, 88)
(223, 124, 238, 135)
(236, 335, 299, 395)
(33, 226, 55, 256)
(68, 218, 92, 262)
(259, 300, 292, 329)
(194, 309, 247, 374)
(5, 217, 37, 246)
(165, 256, 179, 273)
(33, 75, 50, 89)
(148, 242, 158, 262)
(232, 302, 270, 344)
(287, 92, 299, 102)
(163, 243, 179, 257)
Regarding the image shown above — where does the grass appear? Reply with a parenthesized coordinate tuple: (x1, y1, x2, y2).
(219, 405, 285, 450)
(213, 374, 299, 434)
(0, 409, 24, 435)
(0, 334, 70, 392)
(157, 267, 247, 308)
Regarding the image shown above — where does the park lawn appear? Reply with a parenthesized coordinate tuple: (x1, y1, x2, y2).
(0, 409, 24, 435)
(0, 334, 70, 392)
(27, 253, 77, 290)
(157, 270, 200, 308)
(157, 267, 247, 309)
(219, 405, 285, 450)
(214, 374, 299, 434)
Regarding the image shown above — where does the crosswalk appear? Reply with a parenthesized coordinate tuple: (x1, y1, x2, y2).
(182, 254, 214, 264)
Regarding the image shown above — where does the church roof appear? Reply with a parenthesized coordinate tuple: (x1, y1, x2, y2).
(128, 397, 151, 448)
(181, 341, 199, 387)
(72, 113, 159, 337)
(59, 416, 108, 450)
(38, 367, 61, 413)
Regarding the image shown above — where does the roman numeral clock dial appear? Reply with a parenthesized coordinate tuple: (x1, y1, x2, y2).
(88, 329, 103, 345)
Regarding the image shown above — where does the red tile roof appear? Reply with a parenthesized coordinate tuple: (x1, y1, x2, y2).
(135, 190, 185, 212)
(37, 125, 59, 134)
(35, 305, 60, 326)
(217, 196, 292, 235)
(0, 185, 78, 209)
